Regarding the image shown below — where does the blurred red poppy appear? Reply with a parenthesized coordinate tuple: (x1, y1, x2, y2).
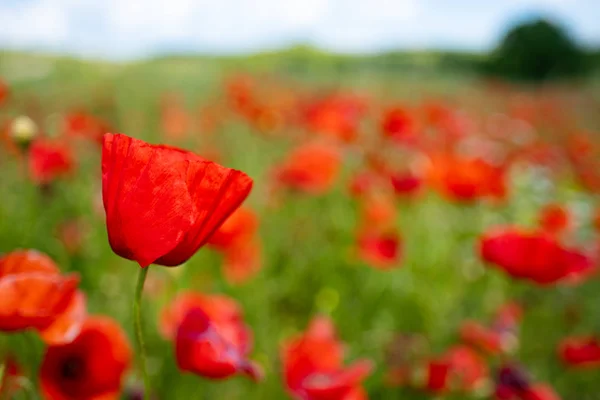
(444, 345, 489, 392)
(207, 207, 259, 250)
(274, 142, 341, 195)
(102, 133, 253, 268)
(558, 336, 600, 368)
(161, 94, 190, 140)
(427, 154, 507, 202)
(0, 78, 9, 106)
(222, 238, 262, 284)
(0, 250, 85, 345)
(356, 230, 402, 270)
(460, 321, 504, 355)
(282, 316, 373, 400)
(29, 139, 74, 184)
(425, 359, 451, 393)
(160, 292, 262, 381)
(389, 171, 423, 198)
(64, 111, 110, 144)
(303, 94, 366, 143)
(480, 227, 593, 285)
(538, 204, 570, 235)
(460, 302, 522, 355)
(40, 315, 131, 400)
(381, 107, 416, 144)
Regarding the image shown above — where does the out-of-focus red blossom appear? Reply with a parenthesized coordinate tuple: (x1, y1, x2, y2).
(460, 321, 504, 355)
(222, 238, 262, 284)
(101, 133, 253, 268)
(28, 139, 74, 184)
(207, 207, 258, 250)
(64, 111, 110, 144)
(40, 316, 131, 400)
(0, 250, 85, 345)
(425, 359, 451, 393)
(207, 207, 262, 284)
(282, 316, 373, 400)
(274, 142, 341, 195)
(0, 78, 9, 106)
(495, 365, 560, 400)
(389, 170, 423, 198)
(348, 171, 381, 198)
(56, 219, 87, 255)
(359, 194, 396, 230)
(479, 226, 594, 285)
(538, 204, 570, 235)
(460, 302, 522, 355)
(356, 230, 402, 270)
(558, 336, 600, 368)
(444, 346, 489, 391)
(161, 94, 190, 140)
(381, 107, 416, 144)
(565, 133, 600, 194)
(160, 292, 262, 381)
(226, 75, 256, 117)
(355, 193, 401, 269)
(0, 357, 22, 396)
(303, 94, 367, 143)
(427, 154, 507, 202)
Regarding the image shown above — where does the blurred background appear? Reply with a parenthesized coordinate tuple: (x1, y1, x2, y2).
(1, 0, 600, 399)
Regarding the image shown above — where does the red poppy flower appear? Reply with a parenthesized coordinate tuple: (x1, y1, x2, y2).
(222, 238, 262, 284)
(274, 142, 341, 195)
(479, 227, 593, 285)
(282, 316, 373, 400)
(558, 336, 600, 368)
(64, 111, 110, 144)
(389, 171, 423, 198)
(160, 94, 190, 140)
(160, 292, 261, 381)
(460, 302, 522, 355)
(356, 230, 402, 270)
(207, 207, 259, 250)
(425, 359, 451, 393)
(444, 346, 489, 391)
(0, 78, 9, 106)
(40, 316, 132, 400)
(538, 204, 570, 235)
(0, 250, 85, 344)
(348, 171, 378, 198)
(29, 139, 74, 184)
(427, 154, 507, 202)
(359, 194, 397, 230)
(380, 107, 416, 144)
(303, 94, 366, 143)
(460, 321, 504, 355)
(101, 133, 253, 268)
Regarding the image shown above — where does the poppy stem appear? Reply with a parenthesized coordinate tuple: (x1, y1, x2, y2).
(133, 266, 151, 400)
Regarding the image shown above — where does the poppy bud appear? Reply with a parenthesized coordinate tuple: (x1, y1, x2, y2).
(10, 116, 38, 151)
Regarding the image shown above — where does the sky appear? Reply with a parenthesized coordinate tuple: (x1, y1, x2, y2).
(0, 0, 599, 59)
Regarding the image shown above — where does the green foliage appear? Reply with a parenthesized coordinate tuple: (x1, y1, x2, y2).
(485, 18, 590, 82)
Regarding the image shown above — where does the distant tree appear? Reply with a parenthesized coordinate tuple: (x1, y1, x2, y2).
(486, 18, 589, 81)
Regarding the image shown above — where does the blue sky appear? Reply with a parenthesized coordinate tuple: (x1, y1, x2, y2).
(0, 0, 598, 59)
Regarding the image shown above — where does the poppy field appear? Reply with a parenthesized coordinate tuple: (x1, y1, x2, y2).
(0, 54, 600, 399)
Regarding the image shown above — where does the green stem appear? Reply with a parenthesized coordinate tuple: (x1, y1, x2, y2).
(134, 266, 151, 400)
